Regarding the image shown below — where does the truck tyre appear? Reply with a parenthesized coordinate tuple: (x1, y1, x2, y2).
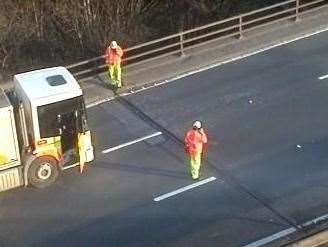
(28, 156, 59, 188)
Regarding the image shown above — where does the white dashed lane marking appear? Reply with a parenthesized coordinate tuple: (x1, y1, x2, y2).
(319, 74, 328, 80)
(154, 176, 217, 202)
(102, 131, 162, 154)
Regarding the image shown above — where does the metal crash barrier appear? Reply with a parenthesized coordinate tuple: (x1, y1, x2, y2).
(66, 0, 328, 80)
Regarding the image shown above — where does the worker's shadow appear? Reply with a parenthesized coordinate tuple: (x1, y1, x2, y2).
(95, 132, 188, 180)
(95, 75, 190, 179)
(97, 160, 188, 180)
(94, 74, 117, 91)
(95, 73, 183, 147)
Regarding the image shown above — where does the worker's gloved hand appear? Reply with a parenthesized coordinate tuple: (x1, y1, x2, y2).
(184, 145, 189, 154)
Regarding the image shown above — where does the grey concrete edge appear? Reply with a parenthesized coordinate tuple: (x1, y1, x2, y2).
(287, 230, 328, 247)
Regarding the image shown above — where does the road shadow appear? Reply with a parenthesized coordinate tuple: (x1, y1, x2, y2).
(29, 195, 288, 247)
(96, 160, 188, 180)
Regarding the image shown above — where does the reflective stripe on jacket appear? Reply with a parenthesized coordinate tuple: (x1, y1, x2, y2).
(184, 129, 207, 156)
(105, 46, 123, 65)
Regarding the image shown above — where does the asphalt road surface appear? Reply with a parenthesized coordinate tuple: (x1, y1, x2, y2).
(1, 31, 328, 247)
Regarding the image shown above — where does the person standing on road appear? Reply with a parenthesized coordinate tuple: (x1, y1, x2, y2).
(105, 41, 123, 88)
(184, 121, 208, 180)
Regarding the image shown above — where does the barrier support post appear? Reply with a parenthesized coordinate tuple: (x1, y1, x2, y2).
(295, 0, 300, 22)
(239, 16, 243, 39)
(179, 33, 185, 56)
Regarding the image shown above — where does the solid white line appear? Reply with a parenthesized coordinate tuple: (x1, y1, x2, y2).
(302, 213, 328, 227)
(243, 212, 328, 247)
(153, 176, 217, 202)
(243, 227, 297, 247)
(86, 26, 328, 109)
(102, 131, 162, 154)
(318, 74, 328, 80)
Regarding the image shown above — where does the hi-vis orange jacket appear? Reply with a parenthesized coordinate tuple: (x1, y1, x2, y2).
(105, 46, 123, 65)
(184, 129, 208, 156)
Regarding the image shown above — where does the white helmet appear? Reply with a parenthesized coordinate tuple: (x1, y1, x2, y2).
(110, 40, 118, 49)
(193, 120, 202, 129)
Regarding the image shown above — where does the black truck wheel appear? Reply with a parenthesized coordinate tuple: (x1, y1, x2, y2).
(28, 156, 59, 188)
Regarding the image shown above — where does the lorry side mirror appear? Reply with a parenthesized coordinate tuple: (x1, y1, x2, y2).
(80, 113, 88, 133)
(57, 114, 62, 124)
(56, 114, 62, 136)
(91, 131, 96, 145)
(83, 118, 87, 131)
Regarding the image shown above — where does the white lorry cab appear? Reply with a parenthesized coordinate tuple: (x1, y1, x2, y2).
(0, 67, 94, 191)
